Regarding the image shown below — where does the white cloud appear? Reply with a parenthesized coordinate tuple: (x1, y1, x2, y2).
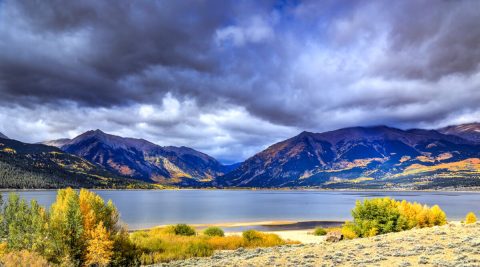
(0, 96, 298, 163)
(215, 16, 274, 46)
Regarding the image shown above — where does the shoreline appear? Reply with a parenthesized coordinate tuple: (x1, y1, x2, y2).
(132, 220, 344, 232)
(132, 220, 344, 244)
(4, 187, 480, 193)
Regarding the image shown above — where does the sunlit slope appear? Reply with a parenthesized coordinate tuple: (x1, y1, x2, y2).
(57, 130, 228, 185)
(215, 126, 480, 189)
(0, 137, 153, 188)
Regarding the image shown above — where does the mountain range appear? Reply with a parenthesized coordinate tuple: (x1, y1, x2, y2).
(53, 129, 232, 185)
(1, 122, 480, 189)
(214, 125, 480, 189)
(0, 135, 151, 189)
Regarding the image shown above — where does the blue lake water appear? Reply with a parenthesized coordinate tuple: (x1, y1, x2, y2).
(3, 190, 480, 229)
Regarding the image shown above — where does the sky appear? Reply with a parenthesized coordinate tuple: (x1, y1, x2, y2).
(0, 0, 479, 164)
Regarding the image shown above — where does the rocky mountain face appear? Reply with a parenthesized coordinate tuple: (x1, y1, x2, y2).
(5, 122, 480, 189)
(59, 130, 227, 184)
(438, 123, 480, 143)
(0, 132, 8, 139)
(0, 136, 147, 188)
(214, 126, 480, 188)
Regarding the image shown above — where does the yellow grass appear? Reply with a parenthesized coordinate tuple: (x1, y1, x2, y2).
(131, 226, 297, 265)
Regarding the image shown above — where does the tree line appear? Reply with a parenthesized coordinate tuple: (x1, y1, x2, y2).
(0, 188, 138, 266)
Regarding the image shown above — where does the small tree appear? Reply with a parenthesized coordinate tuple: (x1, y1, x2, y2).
(466, 212, 477, 224)
(85, 222, 114, 267)
(49, 188, 85, 264)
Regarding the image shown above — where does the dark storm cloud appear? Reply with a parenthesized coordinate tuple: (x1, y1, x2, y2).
(371, 0, 480, 80)
(0, 0, 236, 106)
(0, 0, 479, 162)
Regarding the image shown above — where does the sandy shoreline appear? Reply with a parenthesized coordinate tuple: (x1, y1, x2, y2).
(134, 220, 343, 243)
(134, 220, 343, 232)
(226, 229, 327, 244)
(4, 188, 480, 192)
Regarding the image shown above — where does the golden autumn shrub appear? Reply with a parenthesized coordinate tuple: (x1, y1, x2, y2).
(466, 212, 477, 224)
(131, 226, 295, 264)
(131, 228, 212, 264)
(85, 222, 114, 267)
(341, 222, 359, 239)
(1, 250, 49, 267)
(345, 197, 447, 238)
(0, 243, 7, 258)
(242, 230, 286, 247)
(0, 188, 138, 267)
(206, 236, 244, 250)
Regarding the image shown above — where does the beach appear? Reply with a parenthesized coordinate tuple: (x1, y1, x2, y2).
(141, 220, 342, 244)
(227, 229, 326, 244)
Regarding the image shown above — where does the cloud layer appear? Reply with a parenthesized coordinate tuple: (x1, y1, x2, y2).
(1, 0, 479, 163)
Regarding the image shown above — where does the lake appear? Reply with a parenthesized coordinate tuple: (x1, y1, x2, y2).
(3, 190, 480, 230)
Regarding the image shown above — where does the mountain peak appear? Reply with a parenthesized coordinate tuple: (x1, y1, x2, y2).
(84, 129, 106, 136)
(296, 130, 315, 137)
(68, 129, 157, 152)
(216, 123, 480, 187)
(58, 130, 225, 183)
(438, 122, 480, 143)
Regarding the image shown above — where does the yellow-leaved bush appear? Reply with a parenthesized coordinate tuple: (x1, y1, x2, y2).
(342, 197, 447, 239)
(466, 212, 477, 224)
(0, 188, 138, 267)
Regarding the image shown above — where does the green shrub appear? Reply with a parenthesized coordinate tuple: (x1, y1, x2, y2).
(347, 197, 447, 238)
(313, 227, 327, 236)
(203, 227, 225, 237)
(172, 224, 196, 236)
(242, 230, 262, 242)
(351, 198, 405, 236)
